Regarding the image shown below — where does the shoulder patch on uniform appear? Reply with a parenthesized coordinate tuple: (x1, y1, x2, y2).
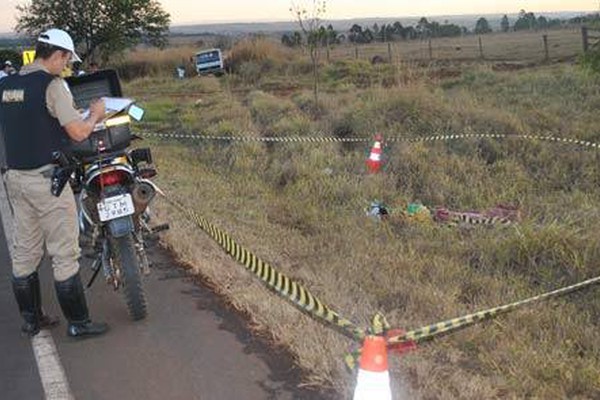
(2, 89, 25, 103)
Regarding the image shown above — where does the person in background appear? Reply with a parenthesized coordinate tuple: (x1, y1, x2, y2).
(0, 61, 15, 80)
(0, 28, 108, 339)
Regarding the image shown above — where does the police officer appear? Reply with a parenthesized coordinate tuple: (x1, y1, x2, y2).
(0, 29, 108, 338)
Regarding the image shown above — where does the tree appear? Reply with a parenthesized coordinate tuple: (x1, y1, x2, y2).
(291, 0, 326, 104)
(348, 24, 366, 43)
(325, 24, 340, 45)
(475, 17, 492, 34)
(501, 15, 510, 32)
(16, 0, 170, 63)
(438, 23, 463, 37)
(417, 17, 430, 38)
(281, 32, 303, 47)
(514, 10, 537, 31)
(392, 22, 405, 39)
(372, 23, 380, 38)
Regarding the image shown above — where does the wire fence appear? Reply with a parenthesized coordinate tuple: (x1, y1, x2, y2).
(323, 28, 584, 64)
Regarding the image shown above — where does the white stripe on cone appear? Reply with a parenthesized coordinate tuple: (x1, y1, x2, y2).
(366, 140, 383, 172)
(353, 369, 392, 400)
(353, 334, 392, 400)
(369, 152, 382, 161)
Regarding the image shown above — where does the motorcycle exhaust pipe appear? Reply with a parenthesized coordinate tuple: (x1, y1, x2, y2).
(132, 181, 156, 213)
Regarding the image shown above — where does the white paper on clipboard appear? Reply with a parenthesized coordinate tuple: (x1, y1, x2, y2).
(81, 97, 135, 120)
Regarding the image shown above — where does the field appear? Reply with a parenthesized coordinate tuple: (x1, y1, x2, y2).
(119, 31, 600, 399)
(331, 28, 584, 63)
(163, 27, 586, 63)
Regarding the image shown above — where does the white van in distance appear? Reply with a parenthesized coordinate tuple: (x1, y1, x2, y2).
(195, 48, 224, 76)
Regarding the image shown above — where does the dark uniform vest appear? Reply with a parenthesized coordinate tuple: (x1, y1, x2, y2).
(0, 71, 69, 169)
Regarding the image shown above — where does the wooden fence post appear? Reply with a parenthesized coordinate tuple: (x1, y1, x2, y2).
(388, 42, 392, 63)
(582, 26, 589, 53)
(478, 36, 484, 59)
(543, 34, 549, 61)
(428, 39, 433, 60)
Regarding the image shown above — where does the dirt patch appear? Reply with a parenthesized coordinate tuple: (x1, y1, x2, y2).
(491, 61, 537, 72)
(428, 67, 463, 80)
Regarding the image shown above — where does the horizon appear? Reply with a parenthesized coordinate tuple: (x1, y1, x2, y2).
(169, 9, 594, 27)
(1, 0, 598, 35)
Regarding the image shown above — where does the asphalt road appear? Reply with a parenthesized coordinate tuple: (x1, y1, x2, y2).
(0, 191, 332, 399)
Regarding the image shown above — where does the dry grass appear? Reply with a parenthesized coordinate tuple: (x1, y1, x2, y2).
(126, 37, 600, 399)
(113, 46, 198, 80)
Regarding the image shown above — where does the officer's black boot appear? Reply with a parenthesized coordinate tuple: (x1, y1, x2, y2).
(12, 272, 60, 336)
(54, 273, 108, 339)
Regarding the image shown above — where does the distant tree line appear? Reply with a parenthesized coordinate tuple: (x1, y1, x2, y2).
(511, 10, 562, 31)
(281, 10, 600, 48)
(282, 24, 340, 47)
(568, 12, 600, 26)
(282, 18, 467, 47)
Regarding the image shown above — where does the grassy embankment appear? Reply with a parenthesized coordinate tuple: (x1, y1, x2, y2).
(120, 38, 600, 398)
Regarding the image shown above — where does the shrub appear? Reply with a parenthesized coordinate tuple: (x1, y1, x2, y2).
(248, 91, 296, 129)
(226, 38, 286, 73)
(580, 49, 600, 73)
(113, 46, 196, 80)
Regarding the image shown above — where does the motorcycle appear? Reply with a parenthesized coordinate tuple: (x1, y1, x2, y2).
(52, 109, 168, 321)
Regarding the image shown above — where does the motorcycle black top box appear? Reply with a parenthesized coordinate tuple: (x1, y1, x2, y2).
(65, 70, 133, 157)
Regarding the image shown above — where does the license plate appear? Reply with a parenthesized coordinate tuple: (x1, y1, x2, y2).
(97, 194, 135, 222)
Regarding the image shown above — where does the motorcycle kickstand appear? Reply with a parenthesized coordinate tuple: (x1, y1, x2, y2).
(86, 257, 102, 288)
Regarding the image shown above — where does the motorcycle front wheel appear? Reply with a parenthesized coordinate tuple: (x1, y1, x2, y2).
(111, 234, 147, 320)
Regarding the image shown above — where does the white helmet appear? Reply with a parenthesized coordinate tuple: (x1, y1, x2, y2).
(37, 28, 81, 62)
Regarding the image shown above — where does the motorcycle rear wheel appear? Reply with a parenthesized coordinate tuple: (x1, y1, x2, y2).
(111, 234, 147, 320)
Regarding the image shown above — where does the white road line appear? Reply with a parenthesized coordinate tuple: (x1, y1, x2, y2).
(31, 331, 75, 400)
(0, 174, 75, 400)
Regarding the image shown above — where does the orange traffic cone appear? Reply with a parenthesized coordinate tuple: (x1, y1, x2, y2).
(366, 134, 384, 174)
(353, 335, 392, 400)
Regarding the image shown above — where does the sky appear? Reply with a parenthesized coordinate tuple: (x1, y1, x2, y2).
(2, 0, 598, 32)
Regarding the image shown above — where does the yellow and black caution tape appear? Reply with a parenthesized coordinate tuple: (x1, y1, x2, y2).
(162, 194, 367, 341)
(397, 133, 600, 149)
(151, 132, 600, 364)
(138, 131, 600, 150)
(138, 131, 369, 143)
(159, 192, 600, 368)
(387, 275, 600, 345)
(369, 312, 391, 336)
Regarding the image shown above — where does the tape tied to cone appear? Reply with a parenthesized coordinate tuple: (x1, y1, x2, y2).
(345, 313, 417, 371)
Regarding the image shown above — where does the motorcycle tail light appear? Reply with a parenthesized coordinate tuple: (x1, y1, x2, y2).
(99, 170, 128, 186)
